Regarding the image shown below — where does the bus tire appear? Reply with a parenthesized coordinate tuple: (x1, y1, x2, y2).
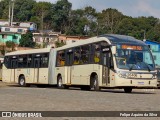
(91, 75, 99, 91)
(124, 87, 132, 93)
(57, 76, 64, 89)
(19, 76, 26, 87)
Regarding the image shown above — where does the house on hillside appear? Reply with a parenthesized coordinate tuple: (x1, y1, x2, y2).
(58, 35, 90, 44)
(0, 20, 37, 31)
(33, 30, 60, 48)
(0, 26, 28, 45)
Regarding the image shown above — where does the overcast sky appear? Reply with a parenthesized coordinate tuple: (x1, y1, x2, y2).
(36, 0, 160, 18)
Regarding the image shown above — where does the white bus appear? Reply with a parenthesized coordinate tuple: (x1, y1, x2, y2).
(2, 34, 157, 93)
(54, 34, 157, 93)
(0, 57, 4, 80)
(2, 48, 56, 86)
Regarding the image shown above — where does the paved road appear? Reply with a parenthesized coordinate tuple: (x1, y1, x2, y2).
(0, 81, 159, 120)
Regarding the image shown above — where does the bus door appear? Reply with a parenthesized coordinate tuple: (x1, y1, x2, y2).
(10, 57, 17, 82)
(101, 47, 111, 85)
(33, 55, 41, 83)
(66, 49, 73, 84)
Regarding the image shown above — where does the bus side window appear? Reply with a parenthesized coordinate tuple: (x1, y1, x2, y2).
(93, 44, 100, 63)
(94, 52, 100, 63)
(41, 53, 49, 68)
(27, 54, 32, 68)
(4, 56, 10, 68)
(57, 51, 65, 67)
(18, 55, 27, 68)
(81, 45, 90, 64)
(73, 47, 80, 65)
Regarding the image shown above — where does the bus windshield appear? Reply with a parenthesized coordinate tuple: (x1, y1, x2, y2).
(115, 44, 155, 71)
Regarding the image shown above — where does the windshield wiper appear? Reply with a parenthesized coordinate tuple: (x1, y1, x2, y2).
(143, 61, 151, 72)
(136, 56, 151, 72)
(129, 64, 134, 71)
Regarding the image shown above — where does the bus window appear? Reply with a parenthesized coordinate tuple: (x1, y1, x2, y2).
(4, 56, 10, 68)
(73, 47, 81, 65)
(41, 53, 49, 68)
(18, 55, 27, 68)
(27, 54, 32, 68)
(81, 45, 90, 64)
(93, 44, 100, 63)
(57, 51, 65, 66)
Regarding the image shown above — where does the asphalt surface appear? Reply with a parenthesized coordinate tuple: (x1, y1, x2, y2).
(0, 81, 159, 120)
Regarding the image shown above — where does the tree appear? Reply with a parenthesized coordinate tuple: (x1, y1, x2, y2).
(146, 23, 160, 42)
(66, 6, 98, 36)
(55, 41, 65, 48)
(116, 16, 158, 39)
(6, 41, 16, 51)
(51, 0, 72, 33)
(65, 9, 88, 35)
(32, 1, 53, 30)
(83, 6, 98, 36)
(14, 0, 36, 21)
(98, 8, 124, 34)
(0, 0, 10, 19)
(19, 32, 35, 47)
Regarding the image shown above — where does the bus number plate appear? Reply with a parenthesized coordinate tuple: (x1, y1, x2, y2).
(126, 73, 137, 78)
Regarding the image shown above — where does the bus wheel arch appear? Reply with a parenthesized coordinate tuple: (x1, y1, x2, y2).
(57, 74, 63, 88)
(90, 72, 100, 91)
(18, 74, 26, 87)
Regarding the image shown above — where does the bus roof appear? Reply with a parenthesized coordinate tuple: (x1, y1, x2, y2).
(99, 34, 145, 45)
(5, 48, 51, 56)
(56, 34, 146, 51)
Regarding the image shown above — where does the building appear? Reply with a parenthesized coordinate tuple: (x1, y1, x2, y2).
(0, 20, 37, 31)
(144, 40, 160, 67)
(0, 26, 28, 45)
(0, 21, 37, 45)
(0, 32, 21, 45)
(33, 30, 60, 48)
(58, 35, 90, 44)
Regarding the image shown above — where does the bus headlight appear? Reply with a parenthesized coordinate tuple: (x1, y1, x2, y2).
(152, 74, 157, 79)
(117, 71, 127, 78)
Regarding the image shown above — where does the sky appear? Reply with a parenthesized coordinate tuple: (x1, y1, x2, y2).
(36, 0, 160, 18)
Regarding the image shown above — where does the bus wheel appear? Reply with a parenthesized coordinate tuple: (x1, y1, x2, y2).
(19, 76, 26, 87)
(57, 76, 63, 89)
(124, 87, 132, 93)
(91, 75, 99, 91)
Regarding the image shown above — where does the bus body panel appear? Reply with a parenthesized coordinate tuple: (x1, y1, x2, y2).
(48, 49, 56, 85)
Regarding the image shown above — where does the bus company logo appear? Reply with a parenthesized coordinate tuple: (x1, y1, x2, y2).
(2, 112, 11, 117)
(1, 112, 42, 118)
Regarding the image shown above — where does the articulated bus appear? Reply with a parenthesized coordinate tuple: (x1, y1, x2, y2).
(2, 48, 55, 86)
(2, 34, 157, 93)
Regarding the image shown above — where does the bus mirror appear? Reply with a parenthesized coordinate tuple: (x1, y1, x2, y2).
(112, 46, 116, 55)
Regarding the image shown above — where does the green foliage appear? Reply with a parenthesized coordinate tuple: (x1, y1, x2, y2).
(51, 0, 72, 33)
(1, 0, 160, 41)
(55, 41, 66, 48)
(0, 49, 5, 56)
(19, 32, 35, 47)
(14, 0, 36, 21)
(32, 1, 52, 30)
(6, 41, 16, 49)
(146, 23, 160, 42)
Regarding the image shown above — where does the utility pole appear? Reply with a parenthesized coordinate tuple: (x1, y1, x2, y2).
(11, 0, 15, 26)
(8, 0, 11, 26)
(143, 30, 146, 41)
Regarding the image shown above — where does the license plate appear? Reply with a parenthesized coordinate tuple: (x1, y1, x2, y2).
(138, 82, 144, 85)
